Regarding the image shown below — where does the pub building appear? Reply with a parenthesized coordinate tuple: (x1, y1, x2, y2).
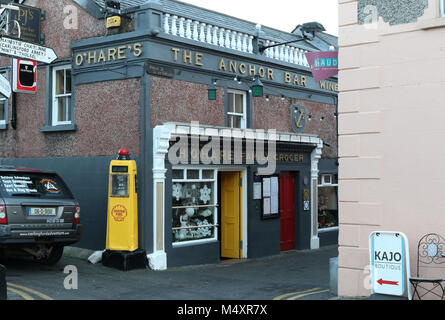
(0, 0, 338, 269)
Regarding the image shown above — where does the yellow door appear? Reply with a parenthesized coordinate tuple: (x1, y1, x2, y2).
(221, 172, 242, 259)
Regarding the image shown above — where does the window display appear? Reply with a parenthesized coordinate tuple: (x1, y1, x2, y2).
(172, 168, 218, 244)
(318, 174, 339, 229)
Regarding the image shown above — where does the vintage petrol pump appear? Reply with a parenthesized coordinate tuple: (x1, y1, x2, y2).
(102, 148, 147, 271)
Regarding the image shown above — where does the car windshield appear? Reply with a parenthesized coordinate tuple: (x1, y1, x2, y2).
(0, 172, 72, 199)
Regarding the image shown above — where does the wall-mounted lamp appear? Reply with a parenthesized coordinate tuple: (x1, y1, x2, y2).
(281, 95, 285, 101)
(208, 80, 217, 101)
(251, 77, 264, 97)
(265, 95, 270, 102)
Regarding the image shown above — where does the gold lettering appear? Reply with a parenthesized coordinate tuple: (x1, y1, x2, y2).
(299, 155, 304, 162)
(171, 48, 180, 62)
(267, 68, 274, 80)
(183, 50, 192, 64)
(301, 76, 307, 87)
(133, 43, 143, 57)
(195, 52, 203, 66)
(88, 51, 97, 64)
(258, 67, 265, 78)
(284, 72, 291, 83)
(294, 75, 300, 86)
(118, 46, 127, 60)
(108, 48, 117, 61)
(334, 84, 338, 92)
(75, 54, 84, 66)
(249, 65, 256, 76)
(229, 60, 237, 73)
(239, 63, 246, 74)
(97, 50, 106, 63)
(219, 58, 227, 71)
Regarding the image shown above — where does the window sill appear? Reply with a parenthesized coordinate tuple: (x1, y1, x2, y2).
(419, 17, 445, 30)
(40, 124, 77, 133)
(318, 226, 339, 233)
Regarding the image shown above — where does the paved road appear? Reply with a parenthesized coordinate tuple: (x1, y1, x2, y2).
(2, 245, 338, 300)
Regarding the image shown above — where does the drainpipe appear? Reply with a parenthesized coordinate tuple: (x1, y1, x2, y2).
(10, 92, 16, 130)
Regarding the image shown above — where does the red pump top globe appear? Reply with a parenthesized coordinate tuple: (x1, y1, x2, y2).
(119, 148, 130, 157)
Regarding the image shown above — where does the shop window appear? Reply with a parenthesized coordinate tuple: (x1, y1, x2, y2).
(52, 65, 72, 126)
(318, 174, 338, 230)
(227, 90, 246, 129)
(172, 168, 218, 245)
(442, 0, 445, 17)
(0, 70, 9, 129)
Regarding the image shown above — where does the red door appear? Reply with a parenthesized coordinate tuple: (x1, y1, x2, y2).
(280, 172, 295, 251)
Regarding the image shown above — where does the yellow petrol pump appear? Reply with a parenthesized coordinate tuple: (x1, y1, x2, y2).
(102, 148, 147, 271)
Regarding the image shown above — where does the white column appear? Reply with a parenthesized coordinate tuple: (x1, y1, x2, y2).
(212, 26, 219, 46)
(310, 140, 323, 250)
(148, 124, 176, 271)
(171, 15, 178, 36)
(178, 17, 185, 37)
(163, 13, 170, 34)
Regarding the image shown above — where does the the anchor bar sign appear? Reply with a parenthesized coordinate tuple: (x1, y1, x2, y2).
(369, 231, 411, 298)
(0, 36, 57, 64)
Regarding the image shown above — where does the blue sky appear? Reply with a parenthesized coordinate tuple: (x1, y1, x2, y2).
(178, 0, 339, 36)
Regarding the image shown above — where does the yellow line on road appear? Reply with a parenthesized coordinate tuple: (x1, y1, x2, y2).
(287, 289, 330, 300)
(273, 288, 321, 300)
(7, 282, 54, 301)
(7, 287, 35, 300)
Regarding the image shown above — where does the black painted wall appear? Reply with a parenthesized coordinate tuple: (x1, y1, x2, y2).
(0, 156, 140, 251)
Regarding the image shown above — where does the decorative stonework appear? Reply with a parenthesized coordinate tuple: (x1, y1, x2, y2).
(358, 0, 428, 26)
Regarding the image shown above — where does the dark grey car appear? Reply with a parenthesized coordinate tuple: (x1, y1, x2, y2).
(0, 166, 82, 265)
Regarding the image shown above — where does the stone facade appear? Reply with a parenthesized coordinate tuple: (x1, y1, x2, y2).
(339, 0, 445, 298)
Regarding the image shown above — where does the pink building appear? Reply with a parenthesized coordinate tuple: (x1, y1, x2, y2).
(338, 0, 445, 298)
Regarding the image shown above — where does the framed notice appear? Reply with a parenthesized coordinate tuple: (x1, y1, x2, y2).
(261, 175, 280, 219)
(253, 182, 262, 200)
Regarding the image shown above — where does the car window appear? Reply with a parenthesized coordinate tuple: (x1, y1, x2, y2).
(0, 172, 72, 198)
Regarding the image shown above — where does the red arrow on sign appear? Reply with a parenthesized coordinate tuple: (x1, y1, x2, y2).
(377, 279, 399, 286)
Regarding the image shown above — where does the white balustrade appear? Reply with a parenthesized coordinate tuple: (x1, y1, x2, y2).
(178, 17, 185, 37)
(162, 14, 312, 67)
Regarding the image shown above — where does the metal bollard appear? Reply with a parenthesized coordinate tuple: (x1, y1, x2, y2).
(0, 264, 6, 300)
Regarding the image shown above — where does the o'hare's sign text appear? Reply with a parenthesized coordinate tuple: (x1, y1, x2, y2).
(0, 36, 57, 64)
(369, 231, 411, 298)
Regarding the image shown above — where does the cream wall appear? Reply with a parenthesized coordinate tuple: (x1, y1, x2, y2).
(338, 0, 445, 297)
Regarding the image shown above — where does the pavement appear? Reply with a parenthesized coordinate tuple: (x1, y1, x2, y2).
(1, 245, 339, 301)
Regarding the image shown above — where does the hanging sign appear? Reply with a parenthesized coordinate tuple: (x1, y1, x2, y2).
(13, 58, 37, 94)
(0, 36, 57, 64)
(0, 73, 11, 98)
(8, 3, 42, 45)
(305, 51, 338, 82)
(369, 231, 411, 299)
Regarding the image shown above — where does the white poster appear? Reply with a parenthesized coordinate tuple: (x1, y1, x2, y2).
(253, 182, 262, 200)
(263, 198, 271, 215)
(263, 178, 271, 197)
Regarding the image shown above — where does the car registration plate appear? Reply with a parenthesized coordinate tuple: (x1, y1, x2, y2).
(29, 208, 57, 216)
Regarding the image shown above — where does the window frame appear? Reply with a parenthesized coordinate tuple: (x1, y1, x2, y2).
(317, 174, 339, 231)
(0, 69, 10, 130)
(227, 89, 247, 129)
(51, 64, 73, 127)
(171, 167, 219, 247)
(441, 0, 445, 17)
